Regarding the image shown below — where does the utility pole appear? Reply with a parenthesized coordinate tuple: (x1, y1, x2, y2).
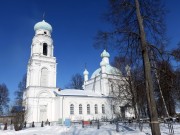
(135, 0, 161, 134)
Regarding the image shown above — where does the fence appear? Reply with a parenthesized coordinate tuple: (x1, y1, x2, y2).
(0, 117, 179, 134)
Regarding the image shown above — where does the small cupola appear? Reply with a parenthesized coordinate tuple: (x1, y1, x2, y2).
(100, 50, 110, 65)
(101, 50, 110, 58)
(83, 69, 89, 82)
(83, 69, 89, 75)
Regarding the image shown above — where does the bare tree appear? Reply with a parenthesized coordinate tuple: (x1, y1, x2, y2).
(111, 56, 139, 119)
(11, 106, 26, 131)
(133, 68, 148, 118)
(154, 61, 176, 116)
(0, 83, 10, 115)
(14, 74, 26, 106)
(108, 77, 132, 118)
(95, 0, 168, 134)
(174, 69, 180, 101)
(171, 43, 180, 107)
(11, 74, 27, 130)
(172, 44, 180, 62)
(66, 73, 84, 90)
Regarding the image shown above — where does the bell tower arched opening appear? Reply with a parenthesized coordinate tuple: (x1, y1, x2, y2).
(40, 68, 48, 87)
(43, 43, 48, 56)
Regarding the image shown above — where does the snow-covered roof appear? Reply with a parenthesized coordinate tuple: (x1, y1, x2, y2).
(55, 89, 103, 97)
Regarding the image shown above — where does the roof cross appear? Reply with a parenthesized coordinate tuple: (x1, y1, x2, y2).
(85, 63, 87, 69)
(43, 12, 45, 20)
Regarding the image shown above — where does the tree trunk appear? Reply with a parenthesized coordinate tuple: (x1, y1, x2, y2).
(128, 75, 139, 119)
(134, 0, 161, 134)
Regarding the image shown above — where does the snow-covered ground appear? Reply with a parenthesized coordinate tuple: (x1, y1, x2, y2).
(0, 123, 180, 135)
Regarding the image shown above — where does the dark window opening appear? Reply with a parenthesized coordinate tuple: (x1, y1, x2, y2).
(120, 106, 125, 118)
(111, 84, 113, 93)
(102, 104, 105, 114)
(43, 43, 48, 56)
(95, 104, 98, 114)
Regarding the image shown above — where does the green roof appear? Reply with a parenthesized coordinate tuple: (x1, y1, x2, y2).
(34, 20, 52, 32)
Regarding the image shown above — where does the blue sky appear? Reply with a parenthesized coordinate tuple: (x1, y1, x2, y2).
(0, 0, 179, 104)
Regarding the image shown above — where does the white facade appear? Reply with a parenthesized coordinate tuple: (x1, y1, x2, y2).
(23, 20, 134, 123)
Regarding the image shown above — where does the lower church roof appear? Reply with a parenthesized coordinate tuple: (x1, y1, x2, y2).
(54, 89, 104, 97)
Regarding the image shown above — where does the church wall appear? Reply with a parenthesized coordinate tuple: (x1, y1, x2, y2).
(26, 96, 55, 123)
(85, 79, 101, 93)
(57, 96, 114, 122)
(84, 75, 127, 96)
(53, 96, 62, 122)
(27, 59, 57, 88)
(25, 86, 58, 123)
(25, 97, 38, 123)
(85, 76, 109, 96)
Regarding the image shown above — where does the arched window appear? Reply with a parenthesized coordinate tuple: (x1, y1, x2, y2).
(95, 104, 98, 114)
(40, 68, 48, 86)
(79, 104, 82, 114)
(70, 104, 74, 115)
(102, 104, 105, 114)
(43, 43, 48, 56)
(87, 104, 90, 114)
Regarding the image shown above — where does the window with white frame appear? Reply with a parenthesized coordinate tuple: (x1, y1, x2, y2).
(95, 104, 98, 114)
(70, 104, 74, 115)
(87, 104, 90, 114)
(79, 104, 82, 114)
(102, 104, 105, 114)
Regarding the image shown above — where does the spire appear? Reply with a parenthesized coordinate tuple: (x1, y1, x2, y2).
(85, 62, 87, 69)
(103, 41, 107, 52)
(83, 63, 89, 75)
(43, 12, 45, 20)
(83, 63, 89, 82)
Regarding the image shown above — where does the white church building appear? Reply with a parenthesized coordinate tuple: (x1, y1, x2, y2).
(23, 20, 134, 123)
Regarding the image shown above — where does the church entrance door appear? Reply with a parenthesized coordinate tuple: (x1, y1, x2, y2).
(39, 105, 47, 122)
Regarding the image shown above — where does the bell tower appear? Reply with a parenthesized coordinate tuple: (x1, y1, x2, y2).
(24, 20, 58, 123)
(26, 20, 57, 88)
